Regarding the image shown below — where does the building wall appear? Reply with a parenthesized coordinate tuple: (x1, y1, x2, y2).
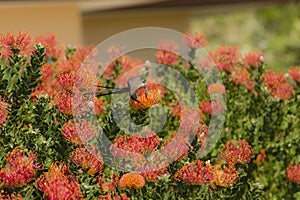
(0, 3, 82, 45)
(82, 9, 189, 45)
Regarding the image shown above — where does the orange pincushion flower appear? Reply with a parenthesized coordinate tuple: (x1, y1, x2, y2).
(36, 162, 83, 200)
(174, 160, 214, 185)
(288, 66, 300, 83)
(207, 83, 226, 94)
(182, 32, 208, 49)
(219, 139, 253, 165)
(0, 97, 8, 126)
(286, 163, 300, 184)
(119, 173, 145, 190)
(69, 146, 104, 175)
(62, 119, 98, 145)
(0, 147, 41, 188)
(212, 164, 238, 187)
(130, 85, 162, 110)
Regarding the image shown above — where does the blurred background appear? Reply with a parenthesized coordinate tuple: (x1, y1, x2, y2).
(0, 0, 299, 71)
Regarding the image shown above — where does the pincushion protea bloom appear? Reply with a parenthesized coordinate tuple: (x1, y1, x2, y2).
(0, 97, 8, 126)
(182, 32, 208, 49)
(36, 162, 83, 200)
(262, 69, 286, 90)
(111, 130, 160, 154)
(0, 147, 41, 188)
(69, 146, 104, 175)
(34, 33, 64, 59)
(54, 90, 89, 115)
(231, 67, 250, 85)
(62, 119, 98, 145)
(130, 84, 162, 110)
(0, 31, 32, 56)
(200, 99, 225, 115)
(271, 82, 294, 100)
(209, 46, 241, 72)
(98, 173, 119, 192)
(212, 164, 238, 187)
(135, 163, 169, 182)
(288, 66, 300, 83)
(155, 40, 179, 66)
(262, 69, 294, 100)
(286, 163, 300, 184)
(243, 51, 264, 68)
(207, 83, 226, 94)
(174, 160, 213, 185)
(219, 139, 253, 165)
(118, 173, 145, 190)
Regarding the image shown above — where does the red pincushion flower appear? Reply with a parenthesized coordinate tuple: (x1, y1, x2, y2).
(262, 69, 294, 100)
(0, 31, 32, 56)
(112, 130, 160, 155)
(54, 90, 90, 115)
(155, 40, 179, 66)
(244, 51, 264, 68)
(98, 173, 119, 192)
(0, 97, 8, 126)
(135, 163, 169, 182)
(0, 147, 41, 188)
(174, 160, 214, 185)
(209, 46, 241, 72)
(219, 139, 253, 164)
(207, 83, 226, 94)
(69, 146, 104, 175)
(62, 119, 98, 145)
(118, 173, 145, 190)
(272, 82, 294, 100)
(35, 33, 64, 59)
(286, 163, 300, 184)
(262, 69, 286, 90)
(200, 99, 226, 115)
(56, 71, 76, 92)
(288, 66, 300, 82)
(182, 32, 208, 49)
(36, 162, 83, 200)
(231, 67, 250, 85)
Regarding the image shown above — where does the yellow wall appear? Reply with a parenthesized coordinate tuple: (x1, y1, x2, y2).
(82, 9, 189, 45)
(0, 3, 82, 45)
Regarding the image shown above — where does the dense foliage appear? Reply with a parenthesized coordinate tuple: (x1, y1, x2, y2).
(0, 31, 299, 199)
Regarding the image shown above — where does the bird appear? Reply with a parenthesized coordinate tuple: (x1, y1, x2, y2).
(95, 75, 147, 105)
